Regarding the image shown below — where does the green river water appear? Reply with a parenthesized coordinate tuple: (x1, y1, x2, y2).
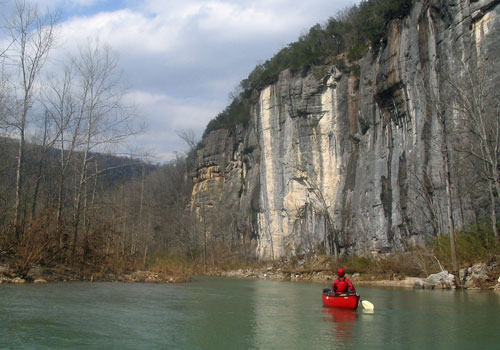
(1, 277, 499, 349)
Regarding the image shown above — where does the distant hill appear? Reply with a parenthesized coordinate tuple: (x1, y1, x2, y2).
(0, 136, 157, 205)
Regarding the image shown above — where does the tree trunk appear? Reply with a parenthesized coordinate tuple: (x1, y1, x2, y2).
(71, 149, 89, 260)
(489, 182, 499, 239)
(441, 120, 461, 288)
(14, 130, 25, 239)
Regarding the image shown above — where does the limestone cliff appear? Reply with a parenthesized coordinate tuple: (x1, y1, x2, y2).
(191, 0, 500, 259)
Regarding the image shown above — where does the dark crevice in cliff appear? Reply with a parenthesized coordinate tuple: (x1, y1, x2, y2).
(375, 82, 408, 126)
(381, 120, 395, 250)
(398, 151, 413, 243)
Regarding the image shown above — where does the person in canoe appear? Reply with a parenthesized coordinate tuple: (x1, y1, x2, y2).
(332, 268, 356, 295)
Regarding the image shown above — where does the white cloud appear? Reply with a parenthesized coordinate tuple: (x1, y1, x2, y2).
(59, 10, 172, 53)
(21, 0, 360, 162)
(125, 90, 221, 156)
(19, 0, 102, 12)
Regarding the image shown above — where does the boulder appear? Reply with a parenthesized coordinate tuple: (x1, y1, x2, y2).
(414, 271, 455, 289)
(463, 263, 489, 289)
(13, 277, 26, 284)
(495, 275, 500, 292)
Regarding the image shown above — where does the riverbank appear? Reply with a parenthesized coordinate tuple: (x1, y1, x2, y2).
(0, 261, 190, 284)
(208, 266, 423, 288)
(213, 268, 500, 290)
(208, 255, 500, 291)
(2, 254, 499, 291)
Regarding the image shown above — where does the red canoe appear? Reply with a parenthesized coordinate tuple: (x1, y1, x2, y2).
(322, 292, 360, 310)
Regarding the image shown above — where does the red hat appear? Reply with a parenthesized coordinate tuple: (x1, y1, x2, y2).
(337, 268, 345, 277)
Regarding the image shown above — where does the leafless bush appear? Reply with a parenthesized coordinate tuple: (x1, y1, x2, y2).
(9, 212, 60, 278)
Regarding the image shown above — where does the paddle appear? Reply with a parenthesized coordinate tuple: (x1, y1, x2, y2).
(361, 299, 374, 310)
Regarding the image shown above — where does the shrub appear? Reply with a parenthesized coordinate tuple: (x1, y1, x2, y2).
(433, 224, 500, 267)
(203, 96, 252, 137)
(8, 212, 61, 278)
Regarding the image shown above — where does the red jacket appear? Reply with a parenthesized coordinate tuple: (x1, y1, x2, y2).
(332, 276, 356, 294)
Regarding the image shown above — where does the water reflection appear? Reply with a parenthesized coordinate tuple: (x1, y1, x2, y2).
(251, 279, 322, 349)
(322, 307, 357, 347)
(322, 307, 358, 323)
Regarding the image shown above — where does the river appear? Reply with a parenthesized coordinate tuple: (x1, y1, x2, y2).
(1, 277, 499, 349)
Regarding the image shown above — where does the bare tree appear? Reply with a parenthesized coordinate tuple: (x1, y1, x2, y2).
(407, 164, 443, 237)
(68, 38, 141, 258)
(448, 60, 500, 241)
(43, 68, 81, 241)
(3, 0, 57, 237)
(422, 67, 461, 287)
(293, 167, 339, 261)
(29, 109, 60, 218)
(176, 129, 198, 152)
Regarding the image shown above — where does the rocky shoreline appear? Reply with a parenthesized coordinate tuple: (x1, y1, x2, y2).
(2, 259, 499, 291)
(0, 263, 190, 284)
(209, 261, 500, 292)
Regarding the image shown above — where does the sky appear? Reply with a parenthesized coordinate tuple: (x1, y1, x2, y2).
(6, 0, 359, 162)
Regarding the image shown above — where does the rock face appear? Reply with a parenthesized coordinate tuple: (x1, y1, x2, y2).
(191, 0, 500, 259)
(413, 271, 456, 289)
(462, 263, 489, 289)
